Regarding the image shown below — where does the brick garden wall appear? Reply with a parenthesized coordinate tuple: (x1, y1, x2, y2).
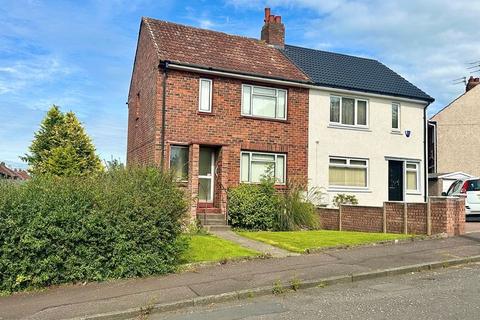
(318, 197, 465, 236)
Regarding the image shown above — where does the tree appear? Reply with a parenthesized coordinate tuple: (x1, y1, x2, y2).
(22, 105, 103, 176)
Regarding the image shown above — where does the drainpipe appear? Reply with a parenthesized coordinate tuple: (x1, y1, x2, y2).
(423, 102, 432, 202)
(159, 60, 169, 169)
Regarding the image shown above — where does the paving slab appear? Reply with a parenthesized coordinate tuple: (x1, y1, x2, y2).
(1, 233, 480, 320)
(211, 230, 295, 258)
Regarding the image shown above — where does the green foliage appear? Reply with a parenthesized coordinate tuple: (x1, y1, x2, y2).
(276, 181, 320, 231)
(22, 105, 103, 177)
(227, 175, 281, 231)
(332, 194, 359, 208)
(228, 173, 321, 231)
(0, 167, 188, 293)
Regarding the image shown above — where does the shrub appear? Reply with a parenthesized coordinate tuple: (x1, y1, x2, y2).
(276, 181, 319, 231)
(332, 193, 359, 208)
(0, 167, 188, 293)
(227, 176, 281, 230)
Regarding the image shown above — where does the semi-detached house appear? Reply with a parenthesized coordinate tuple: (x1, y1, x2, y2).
(126, 8, 434, 224)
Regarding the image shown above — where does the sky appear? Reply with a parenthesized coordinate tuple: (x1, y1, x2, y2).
(1, 0, 479, 169)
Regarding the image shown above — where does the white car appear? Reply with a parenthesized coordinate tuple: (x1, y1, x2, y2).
(444, 178, 480, 217)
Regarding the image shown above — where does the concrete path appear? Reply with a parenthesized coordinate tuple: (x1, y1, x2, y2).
(2, 233, 480, 320)
(211, 230, 295, 258)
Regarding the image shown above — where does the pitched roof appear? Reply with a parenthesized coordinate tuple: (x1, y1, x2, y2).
(282, 45, 434, 102)
(142, 18, 309, 83)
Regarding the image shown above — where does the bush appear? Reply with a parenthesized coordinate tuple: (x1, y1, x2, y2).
(332, 193, 359, 207)
(227, 177, 281, 230)
(276, 182, 319, 231)
(0, 167, 188, 293)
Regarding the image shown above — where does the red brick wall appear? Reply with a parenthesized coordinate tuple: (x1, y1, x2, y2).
(317, 198, 465, 236)
(318, 208, 339, 230)
(126, 22, 159, 166)
(162, 70, 309, 187)
(342, 205, 383, 232)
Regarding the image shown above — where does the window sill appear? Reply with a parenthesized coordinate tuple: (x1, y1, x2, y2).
(197, 111, 215, 116)
(328, 124, 371, 132)
(327, 187, 372, 193)
(241, 115, 289, 124)
(406, 191, 422, 195)
(390, 130, 402, 135)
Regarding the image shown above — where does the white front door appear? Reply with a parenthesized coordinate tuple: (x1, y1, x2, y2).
(198, 148, 215, 203)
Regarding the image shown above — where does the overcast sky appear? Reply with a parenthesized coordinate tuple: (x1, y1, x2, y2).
(1, 0, 479, 168)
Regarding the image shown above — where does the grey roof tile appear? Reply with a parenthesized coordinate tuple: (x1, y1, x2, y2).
(283, 45, 434, 102)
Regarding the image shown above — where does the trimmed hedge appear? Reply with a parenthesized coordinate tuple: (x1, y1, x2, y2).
(227, 181, 281, 230)
(0, 168, 188, 293)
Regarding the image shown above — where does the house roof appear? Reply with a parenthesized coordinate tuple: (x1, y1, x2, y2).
(0, 162, 30, 180)
(282, 45, 434, 103)
(143, 18, 309, 83)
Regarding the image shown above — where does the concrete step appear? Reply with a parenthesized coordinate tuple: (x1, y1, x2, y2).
(197, 207, 222, 214)
(197, 213, 226, 226)
(205, 225, 231, 232)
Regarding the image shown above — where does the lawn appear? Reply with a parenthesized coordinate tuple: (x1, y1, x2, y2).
(182, 234, 260, 263)
(237, 230, 412, 253)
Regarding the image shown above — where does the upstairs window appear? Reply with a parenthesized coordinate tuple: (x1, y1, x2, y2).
(170, 146, 189, 182)
(242, 85, 287, 120)
(392, 103, 400, 130)
(330, 96, 368, 127)
(198, 78, 212, 112)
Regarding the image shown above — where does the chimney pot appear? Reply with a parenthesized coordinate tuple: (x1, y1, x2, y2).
(260, 8, 285, 49)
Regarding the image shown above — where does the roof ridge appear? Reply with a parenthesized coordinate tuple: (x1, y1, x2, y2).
(284, 44, 378, 62)
(143, 16, 263, 45)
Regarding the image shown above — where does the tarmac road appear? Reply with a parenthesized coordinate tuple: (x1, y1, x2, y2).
(151, 263, 480, 320)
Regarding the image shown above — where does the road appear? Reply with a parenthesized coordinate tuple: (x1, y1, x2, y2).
(148, 263, 480, 320)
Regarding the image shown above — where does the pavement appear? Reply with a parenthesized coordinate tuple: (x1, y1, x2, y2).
(465, 221, 480, 233)
(155, 262, 480, 320)
(211, 230, 295, 258)
(2, 233, 480, 320)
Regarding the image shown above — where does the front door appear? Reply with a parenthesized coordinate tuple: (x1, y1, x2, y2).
(198, 148, 215, 203)
(388, 160, 404, 201)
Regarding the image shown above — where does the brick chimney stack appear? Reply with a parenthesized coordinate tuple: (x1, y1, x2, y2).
(466, 76, 480, 92)
(260, 8, 285, 49)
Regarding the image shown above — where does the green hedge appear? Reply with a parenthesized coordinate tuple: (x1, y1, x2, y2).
(0, 168, 188, 293)
(227, 181, 281, 230)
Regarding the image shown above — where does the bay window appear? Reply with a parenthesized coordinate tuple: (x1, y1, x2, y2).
(330, 96, 368, 127)
(329, 157, 368, 188)
(242, 85, 287, 120)
(240, 151, 286, 184)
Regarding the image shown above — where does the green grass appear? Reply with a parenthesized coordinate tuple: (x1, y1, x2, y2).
(182, 234, 260, 263)
(237, 230, 412, 253)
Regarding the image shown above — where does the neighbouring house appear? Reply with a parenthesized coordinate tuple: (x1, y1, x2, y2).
(429, 77, 480, 179)
(0, 162, 30, 180)
(283, 46, 434, 206)
(126, 8, 433, 223)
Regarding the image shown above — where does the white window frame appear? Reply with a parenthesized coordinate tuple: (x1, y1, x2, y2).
(198, 78, 212, 112)
(240, 151, 286, 185)
(328, 156, 369, 190)
(329, 95, 369, 128)
(241, 84, 287, 120)
(405, 161, 420, 194)
(169, 145, 189, 182)
(391, 102, 401, 131)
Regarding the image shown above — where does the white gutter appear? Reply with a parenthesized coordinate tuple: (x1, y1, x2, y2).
(168, 63, 431, 106)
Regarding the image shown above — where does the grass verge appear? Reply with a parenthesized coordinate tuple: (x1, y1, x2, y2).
(237, 230, 412, 253)
(182, 234, 260, 263)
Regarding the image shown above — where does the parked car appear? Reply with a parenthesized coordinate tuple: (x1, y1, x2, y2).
(443, 178, 480, 217)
